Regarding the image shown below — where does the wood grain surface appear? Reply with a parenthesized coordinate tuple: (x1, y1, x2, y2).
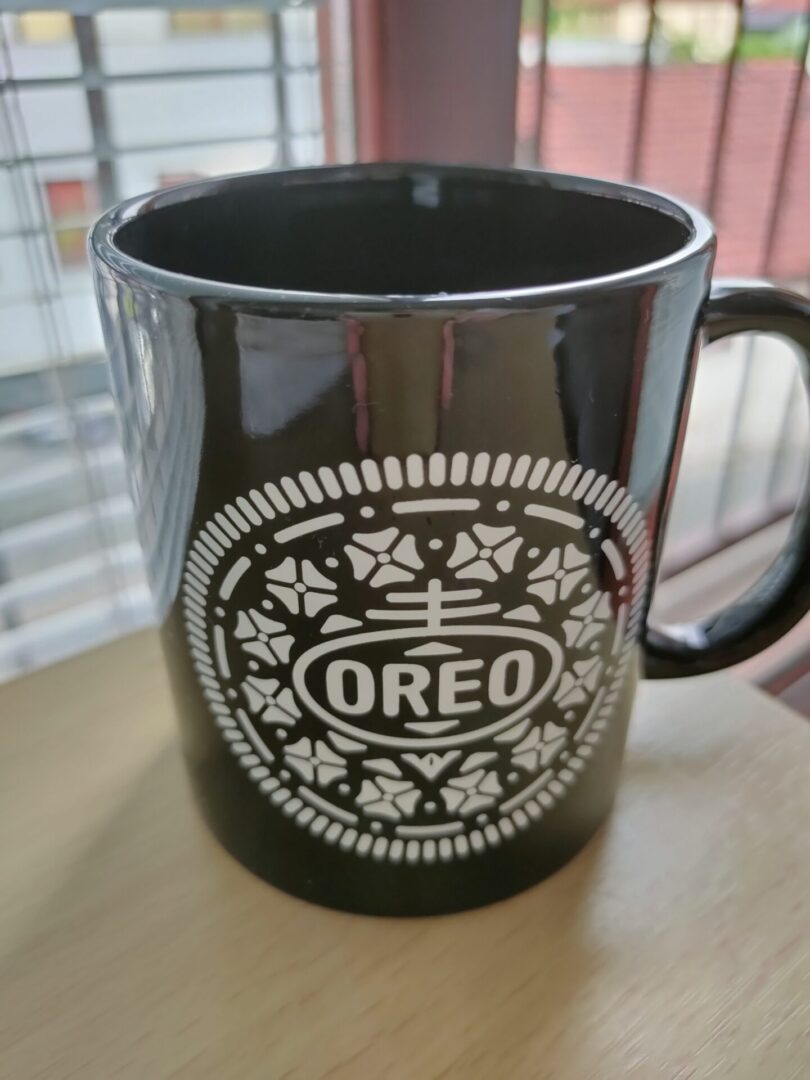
(2, 630, 809, 1079)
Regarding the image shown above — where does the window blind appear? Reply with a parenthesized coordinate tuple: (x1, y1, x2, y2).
(0, 5, 327, 679)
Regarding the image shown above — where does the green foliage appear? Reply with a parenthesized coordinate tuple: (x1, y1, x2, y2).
(738, 26, 803, 61)
(521, 0, 805, 64)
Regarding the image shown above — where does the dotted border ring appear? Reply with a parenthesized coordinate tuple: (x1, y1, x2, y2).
(181, 452, 650, 864)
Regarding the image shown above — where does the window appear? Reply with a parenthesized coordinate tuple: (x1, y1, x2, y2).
(0, 7, 327, 680)
(169, 9, 267, 37)
(45, 179, 99, 268)
(158, 172, 204, 189)
(45, 178, 96, 220)
(16, 11, 72, 45)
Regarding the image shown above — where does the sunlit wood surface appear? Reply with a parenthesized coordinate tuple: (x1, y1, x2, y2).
(2, 630, 808, 1079)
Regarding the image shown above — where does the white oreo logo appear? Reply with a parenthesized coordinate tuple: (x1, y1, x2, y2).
(294, 627, 562, 749)
(182, 453, 649, 865)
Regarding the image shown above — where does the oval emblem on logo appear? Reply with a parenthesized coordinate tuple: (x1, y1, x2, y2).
(181, 452, 649, 864)
(292, 627, 564, 749)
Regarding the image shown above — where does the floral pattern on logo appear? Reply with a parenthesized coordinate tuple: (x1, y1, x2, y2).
(183, 452, 650, 866)
(284, 737, 346, 786)
(265, 557, 337, 617)
(441, 768, 503, 816)
(563, 591, 613, 648)
(554, 657, 604, 709)
(356, 776, 421, 821)
(344, 527, 424, 588)
(447, 524, 523, 583)
(234, 609, 294, 665)
(241, 675, 301, 726)
(511, 721, 567, 771)
(527, 544, 591, 604)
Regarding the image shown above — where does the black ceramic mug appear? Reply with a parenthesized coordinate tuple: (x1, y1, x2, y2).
(91, 164, 810, 916)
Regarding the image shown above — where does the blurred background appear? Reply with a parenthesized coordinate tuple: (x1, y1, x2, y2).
(0, 0, 807, 705)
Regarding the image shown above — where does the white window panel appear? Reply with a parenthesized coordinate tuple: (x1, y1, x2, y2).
(97, 10, 272, 75)
(661, 336, 748, 558)
(34, 155, 98, 188)
(0, 294, 103, 376)
(115, 140, 276, 200)
(11, 87, 93, 158)
(0, 439, 127, 531)
(285, 69, 322, 133)
(0, 540, 144, 627)
(1, 106, 15, 163)
(0, 172, 23, 236)
(711, 335, 808, 532)
(106, 75, 278, 149)
(95, 9, 168, 48)
(0, 394, 126, 550)
(0, 229, 77, 303)
(0, 300, 54, 373)
(0, 491, 136, 579)
(63, 291, 106, 358)
(770, 378, 810, 509)
(0, 585, 153, 683)
(290, 132, 325, 167)
(281, 7, 319, 67)
(1, 13, 82, 79)
(662, 332, 809, 571)
(52, 259, 95, 299)
(0, 6, 329, 682)
(0, 235, 39, 302)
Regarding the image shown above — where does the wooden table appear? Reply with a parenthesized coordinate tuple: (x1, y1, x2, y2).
(2, 630, 809, 1079)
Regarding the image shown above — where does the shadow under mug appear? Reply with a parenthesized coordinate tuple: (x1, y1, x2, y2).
(91, 164, 810, 916)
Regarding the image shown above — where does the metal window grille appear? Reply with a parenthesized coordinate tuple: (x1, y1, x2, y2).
(515, 0, 809, 582)
(0, 5, 328, 679)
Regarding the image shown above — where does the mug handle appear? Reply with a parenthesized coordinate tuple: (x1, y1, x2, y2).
(645, 280, 810, 678)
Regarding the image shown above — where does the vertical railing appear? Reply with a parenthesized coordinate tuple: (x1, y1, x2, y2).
(628, 0, 655, 180)
(269, 11, 293, 167)
(760, 13, 810, 276)
(515, 0, 809, 576)
(73, 14, 116, 206)
(705, 0, 744, 217)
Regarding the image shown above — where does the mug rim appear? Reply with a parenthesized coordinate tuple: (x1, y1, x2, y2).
(90, 162, 715, 311)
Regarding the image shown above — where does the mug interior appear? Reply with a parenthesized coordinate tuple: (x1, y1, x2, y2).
(112, 167, 694, 297)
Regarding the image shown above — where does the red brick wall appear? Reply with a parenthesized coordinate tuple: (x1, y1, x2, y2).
(517, 61, 808, 278)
